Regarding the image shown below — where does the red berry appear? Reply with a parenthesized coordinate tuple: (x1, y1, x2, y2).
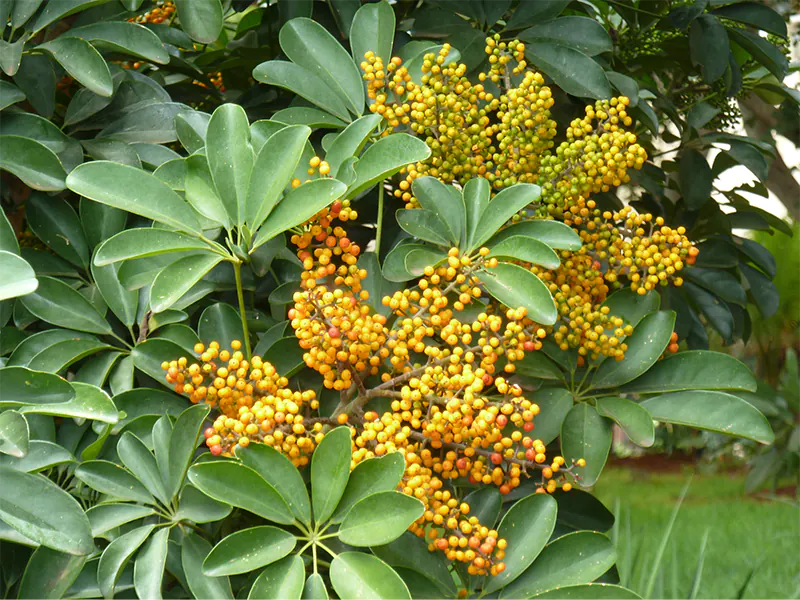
(210, 444, 222, 456)
(328, 326, 341, 338)
(491, 453, 503, 465)
(204, 427, 215, 439)
(523, 422, 535, 432)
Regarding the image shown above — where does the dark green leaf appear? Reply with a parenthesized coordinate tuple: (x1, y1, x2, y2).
(590, 311, 676, 389)
(176, 484, 232, 524)
(684, 267, 746, 306)
(331, 453, 405, 523)
(26, 194, 88, 268)
(0, 440, 74, 473)
(20, 277, 111, 335)
(520, 17, 612, 56)
(679, 149, 713, 210)
(133, 526, 169, 600)
(0, 466, 94, 555)
(65, 21, 169, 64)
(203, 526, 296, 576)
(560, 403, 612, 487)
(727, 27, 788, 79)
(18, 547, 86, 600)
(150, 253, 224, 314)
(67, 161, 202, 235)
(524, 43, 611, 99)
(552, 489, 614, 532)
(641, 391, 774, 444)
(330, 553, 410, 600)
(713, 2, 786, 36)
(595, 397, 654, 447)
(689, 15, 729, 83)
(95, 228, 211, 267)
(480, 262, 557, 324)
(80, 199, 127, 251)
(75, 460, 155, 504)
(175, 0, 223, 44)
(531, 583, 641, 599)
(505, 0, 569, 30)
(740, 262, 779, 319)
(500, 531, 615, 599)
(27, 338, 112, 374)
(350, 0, 395, 69)
(311, 426, 352, 525)
(166, 404, 210, 500)
(188, 461, 294, 524)
(198, 303, 244, 349)
(345, 134, 431, 198)
(396, 209, 452, 246)
(487, 220, 581, 251)
(0, 367, 74, 406)
(98, 102, 185, 145)
(98, 524, 155, 599)
(489, 235, 560, 269)
(86, 503, 155, 538)
(371, 532, 457, 598)
(0, 251, 38, 301)
(0, 80, 25, 111)
(0, 410, 29, 458)
(207, 104, 254, 227)
(484, 493, 558, 594)
(118, 432, 169, 503)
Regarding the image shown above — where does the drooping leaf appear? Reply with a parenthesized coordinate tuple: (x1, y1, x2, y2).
(520, 17, 612, 56)
(150, 253, 224, 314)
(689, 15, 729, 83)
(65, 21, 169, 64)
(0, 251, 38, 301)
(0, 410, 29, 458)
(524, 42, 611, 99)
(175, 0, 223, 44)
(560, 403, 612, 487)
(480, 262, 557, 325)
(0, 135, 66, 191)
(36, 37, 113, 97)
(26, 193, 89, 269)
(595, 397, 655, 448)
(641, 391, 774, 444)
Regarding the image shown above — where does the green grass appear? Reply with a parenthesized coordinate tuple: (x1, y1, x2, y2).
(594, 467, 800, 599)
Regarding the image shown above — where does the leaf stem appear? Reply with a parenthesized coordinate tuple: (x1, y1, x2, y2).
(316, 541, 339, 559)
(232, 260, 251, 359)
(375, 181, 385, 260)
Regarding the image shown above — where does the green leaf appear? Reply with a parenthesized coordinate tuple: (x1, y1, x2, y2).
(92, 263, 138, 327)
(520, 17, 612, 56)
(560, 403, 612, 487)
(531, 583, 641, 599)
(98, 102, 185, 145)
(207, 104, 254, 227)
(370, 532, 457, 598)
(727, 27, 787, 79)
(37, 37, 113, 97)
(480, 262, 557, 325)
(95, 228, 211, 267)
(235, 443, 311, 525)
(0, 251, 38, 301)
(80, 199, 127, 251)
(0, 440, 74, 473)
(111, 389, 186, 434)
(98, 524, 156, 599)
(182, 532, 234, 600)
(133, 526, 169, 600)
(523, 43, 611, 99)
(86, 503, 155, 538)
(678, 149, 713, 210)
(331, 453, 405, 523)
(740, 262, 779, 319)
(150, 253, 224, 313)
(82, 139, 142, 168)
(66, 161, 203, 235)
(198, 303, 244, 349)
(65, 22, 169, 65)
(20, 277, 111, 335)
(489, 235, 560, 269)
(252, 179, 347, 251)
(0, 466, 94, 555)
(0, 80, 24, 110)
(330, 553, 410, 600)
(253, 61, 352, 123)
(176, 484, 232, 524)
(339, 491, 424, 547)
(75, 460, 155, 504)
(311, 426, 353, 525)
(325, 114, 382, 178)
(621, 350, 756, 394)
(175, 110, 210, 154)
(712, 2, 786, 36)
(175, 0, 223, 44)
(590, 311, 676, 389)
(505, 0, 570, 30)
(516, 351, 564, 382)
(248, 555, 304, 600)
(500, 531, 616, 599)
(345, 134, 431, 198)
(26, 193, 89, 268)
(246, 125, 311, 231)
(0, 410, 29, 458)
(160, 403, 205, 498)
(0, 37, 25, 77)
(641, 391, 774, 444)
(463, 177, 490, 249)
(350, 0, 395, 70)
(487, 220, 582, 251)
(118, 432, 169, 504)
(683, 282, 733, 344)
(552, 489, 614, 532)
(153, 158, 187, 192)
(185, 154, 230, 229)
(303, 573, 328, 600)
(203, 526, 296, 577)
(27, 339, 112, 374)
(484, 493, 558, 594)
(131, 338, 193, 386)
(684, 267, 746, 306)
(0, 135, 66, 191)
(272, 107, 346, 129)
(188, 461, 294, 524)
(0, 367, 74, 406)
(411, 177, 465, 246)
(606, 72, 639, 106)
(18, 547, 87, 600)
(280, 18, 364, 116)
(595, 397, 654, 448)
(689, 15, 729, 83)
(382, 242, 447, 282)
(396, 209, 452, 246)
(600, 288, 660, 328)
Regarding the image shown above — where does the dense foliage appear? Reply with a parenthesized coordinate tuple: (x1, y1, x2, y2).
(0, 1, 794, 599)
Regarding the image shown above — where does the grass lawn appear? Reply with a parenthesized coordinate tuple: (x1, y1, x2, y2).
(593, 466, 800, 599)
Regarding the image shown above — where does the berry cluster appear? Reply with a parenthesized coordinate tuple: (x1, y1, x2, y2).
(128, 1, 175, 24)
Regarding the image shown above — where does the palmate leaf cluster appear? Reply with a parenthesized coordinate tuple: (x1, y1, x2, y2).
(0, 1, 793, 599)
